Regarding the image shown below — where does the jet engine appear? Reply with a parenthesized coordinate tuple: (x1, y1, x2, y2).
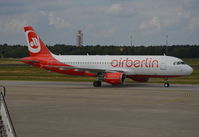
(104, 72, 126, 85)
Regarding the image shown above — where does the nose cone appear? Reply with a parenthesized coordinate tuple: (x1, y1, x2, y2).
(185, 65, 193, 75)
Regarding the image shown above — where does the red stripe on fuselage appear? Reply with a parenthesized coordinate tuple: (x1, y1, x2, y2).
(21, 55, 95, 77)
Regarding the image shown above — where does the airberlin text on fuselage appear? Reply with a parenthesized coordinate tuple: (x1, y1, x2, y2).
(111, 58, 159, 68)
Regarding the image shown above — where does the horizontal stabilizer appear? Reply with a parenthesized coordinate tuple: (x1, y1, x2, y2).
(20, 59, 40, 63)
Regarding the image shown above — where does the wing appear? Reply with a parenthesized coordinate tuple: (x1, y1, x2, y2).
(44, 65, 127, 74)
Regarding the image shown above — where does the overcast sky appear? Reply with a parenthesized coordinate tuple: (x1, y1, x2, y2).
(0, 0, 199, 46)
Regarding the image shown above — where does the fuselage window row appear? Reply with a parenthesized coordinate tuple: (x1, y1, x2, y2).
(62, 62, 110, 65)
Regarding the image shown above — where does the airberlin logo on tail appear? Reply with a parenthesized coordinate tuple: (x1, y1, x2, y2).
(26, 30, 41, 53)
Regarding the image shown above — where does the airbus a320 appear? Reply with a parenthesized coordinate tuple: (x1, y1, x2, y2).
(21, 26, 193, 87)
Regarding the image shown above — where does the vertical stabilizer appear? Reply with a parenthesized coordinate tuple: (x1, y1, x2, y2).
(24, 26, 51, 56)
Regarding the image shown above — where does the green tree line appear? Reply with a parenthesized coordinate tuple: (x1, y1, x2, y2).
(0, 43, 199, 58)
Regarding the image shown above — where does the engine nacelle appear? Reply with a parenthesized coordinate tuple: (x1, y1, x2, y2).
(130, 77, 149, 82)
(104, 72, 125, 85)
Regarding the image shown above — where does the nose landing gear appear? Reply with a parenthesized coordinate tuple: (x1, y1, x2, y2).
(164, 82, 170, 87)
(164, 78, 170, 87)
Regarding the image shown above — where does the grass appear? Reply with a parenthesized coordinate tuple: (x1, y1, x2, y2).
(183, 58, 199, 66)
(0, 58, 23, 64)
(0, 58, 198, 84)
(0, 66, 95, 82)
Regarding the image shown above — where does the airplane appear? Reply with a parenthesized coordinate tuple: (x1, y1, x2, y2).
(21, 26, 193, 87)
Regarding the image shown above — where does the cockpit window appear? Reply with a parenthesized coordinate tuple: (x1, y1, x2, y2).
(180, 61, 185, 64)
(173, 61, 185, 65)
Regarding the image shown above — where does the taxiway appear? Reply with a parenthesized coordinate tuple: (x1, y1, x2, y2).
(1, 81, 199, 137)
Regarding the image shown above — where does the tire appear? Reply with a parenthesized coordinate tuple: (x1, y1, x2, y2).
(164, 82, 170, 87)
(93, 81, 101, 87)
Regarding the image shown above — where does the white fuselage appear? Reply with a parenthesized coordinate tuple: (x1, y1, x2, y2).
(52, 54, 193, 77)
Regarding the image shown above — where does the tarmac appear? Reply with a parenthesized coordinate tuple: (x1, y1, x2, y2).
(0, 80, 199, 137)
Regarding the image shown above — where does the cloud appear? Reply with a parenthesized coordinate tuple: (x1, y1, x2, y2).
(183, 0, 199, 9)
(189, 17, 199, 30)
(176, 7, 191, 19)
(106, 4, 122, 15)
(41, 11, 73, 29)
(0, 18, 28, 34)
(139, 16, 161, 35)
(0, 0, 199, 45)
(92, 22, 118, 38)
(150, 16, 161, 30)
(103, 3, 136, 18)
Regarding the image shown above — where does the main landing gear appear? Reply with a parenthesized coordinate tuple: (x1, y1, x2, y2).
(93, 72, 104, 87)
(164, 78, 170, 87)
(93, 80, 102, 87)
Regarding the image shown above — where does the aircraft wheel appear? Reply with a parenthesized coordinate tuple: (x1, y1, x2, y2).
(164, 82, 170, 87)
(93, 81, 102, 87)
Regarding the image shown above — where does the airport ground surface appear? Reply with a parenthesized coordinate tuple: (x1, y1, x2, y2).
(1, 81, 199, 137)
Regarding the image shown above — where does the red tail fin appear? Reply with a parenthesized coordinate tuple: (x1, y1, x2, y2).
(24, 26, 51, 57)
